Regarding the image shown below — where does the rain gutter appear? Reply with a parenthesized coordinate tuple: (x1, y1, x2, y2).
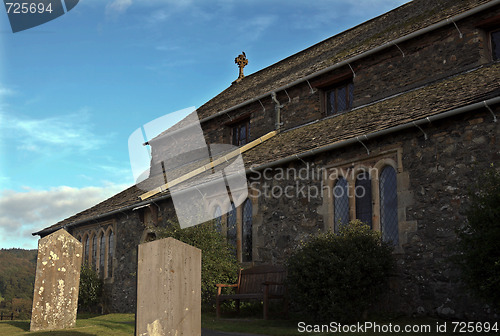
(247, 97, 500, 172)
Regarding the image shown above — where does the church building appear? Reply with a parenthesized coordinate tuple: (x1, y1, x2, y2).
(34, 0, 500, 318)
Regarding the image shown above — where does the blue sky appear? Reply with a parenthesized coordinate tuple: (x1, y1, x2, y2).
(0, 0, 408, 249)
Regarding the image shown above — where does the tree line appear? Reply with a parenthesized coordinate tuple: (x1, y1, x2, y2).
(0, 248, 37, 319)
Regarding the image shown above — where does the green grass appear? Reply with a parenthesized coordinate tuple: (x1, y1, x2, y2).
(1, 313, 496, 335)
(0, 314, 135, 336)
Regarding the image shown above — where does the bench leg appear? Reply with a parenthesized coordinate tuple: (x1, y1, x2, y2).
(216, 298, 221, 319)
(263, 296, 269, 320)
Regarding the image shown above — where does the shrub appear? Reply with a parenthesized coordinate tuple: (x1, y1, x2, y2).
(456, 166, 500, 308)
(78, 264, 103, 313)
(152, 220, 239, 308)
(286, 220, 394, 322)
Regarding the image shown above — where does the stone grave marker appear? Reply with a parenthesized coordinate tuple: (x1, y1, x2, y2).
(30, 229, 83, 332)
(136, 237, 201, 336)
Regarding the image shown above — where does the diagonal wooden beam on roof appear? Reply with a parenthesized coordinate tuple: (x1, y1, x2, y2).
(139, 130, 277, 200)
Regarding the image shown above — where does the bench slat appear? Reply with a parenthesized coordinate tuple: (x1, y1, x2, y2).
(216, 264, 287, 320)
(218, 293, 263, 300)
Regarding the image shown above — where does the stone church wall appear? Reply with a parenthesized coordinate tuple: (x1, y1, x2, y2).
(248, 108, 499, 318)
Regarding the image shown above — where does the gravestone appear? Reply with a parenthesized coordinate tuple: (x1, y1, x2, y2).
(136, 237, 201, 336)
(30, 229, 83, 332)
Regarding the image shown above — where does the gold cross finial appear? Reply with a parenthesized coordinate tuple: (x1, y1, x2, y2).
(234, 52, 248, 82)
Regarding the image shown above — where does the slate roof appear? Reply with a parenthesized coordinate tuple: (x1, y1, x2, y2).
(243, 63, 500, 169)
(35, 0, 499, 235)
(194, 0, 491, 120)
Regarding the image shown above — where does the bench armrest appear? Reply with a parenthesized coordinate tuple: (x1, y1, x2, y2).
(215, 284, 238, 288)
(216, 283, 238, 297)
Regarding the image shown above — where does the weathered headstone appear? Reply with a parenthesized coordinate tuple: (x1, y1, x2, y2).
(30, 229, 83, 332)
(136, 237, 201, 336)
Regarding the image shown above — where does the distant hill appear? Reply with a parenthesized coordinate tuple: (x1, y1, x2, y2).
(0, 249, 37, 302)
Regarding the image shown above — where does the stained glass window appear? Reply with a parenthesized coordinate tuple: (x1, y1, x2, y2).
(326, 81, 354, 115)
(380, 166, 399, 245)
(355, 171, 372, 228)
(334, 177, 350, 232)
(242, 199, 253, 262)
(92, 234, 97, 270)
(99, 233, 105, 278)
(240, 124, 247, 145)
(232, 120, 250, 146)
(84, 236, 89, 265)
(227, 203, 237, 256)
(107, 231, 114, 278)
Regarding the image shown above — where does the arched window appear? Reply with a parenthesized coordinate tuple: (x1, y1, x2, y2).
(380, 166, 398, 245)
(107, 231, 114, 278)
(214, 205, 222, 233)
(99, 232, 106, 278)
(84, 235, 89, 265)
(355, 171, 372, 228)
(92, 234, 98, 270)
(227, 203, 237, 255)
(242, 199, 253, 262)
(333, 177, 350, 232)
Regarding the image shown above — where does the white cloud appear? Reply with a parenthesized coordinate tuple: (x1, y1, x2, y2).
(0, 184, 129, 249)
(288, 0, 408, 30)
(155, 44, 180, 51)
(240, 15, 276, 41)
(147, 9, 170, 25)
(0, 86, 15, 97)
(106, 0, 133, 17)
(0, 108, 106, 153)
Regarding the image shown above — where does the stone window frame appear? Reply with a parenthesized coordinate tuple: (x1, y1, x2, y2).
(476, 14, 500, 63)
(229, 118, 251, 146)
(322, 148, 416, 251)
(490, 28, 500, 61)
(314, 69, 355, 117)
(324, 80, 354, 116)
(319, 77, 354, 117)
(208, 191, 256, 264)
(74, 220, 116, 280)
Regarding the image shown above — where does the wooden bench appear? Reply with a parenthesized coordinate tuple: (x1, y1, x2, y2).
(216, 265, 287, 320)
